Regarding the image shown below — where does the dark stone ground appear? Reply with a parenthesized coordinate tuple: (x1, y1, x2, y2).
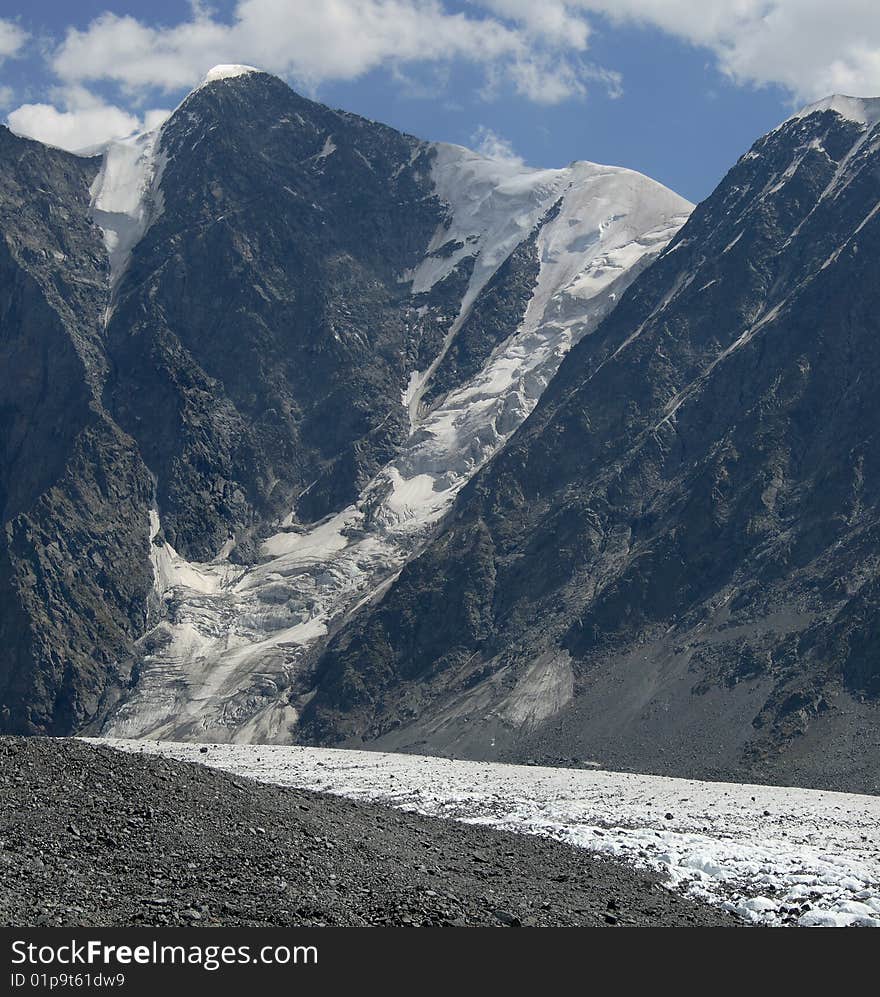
(0, 737, 740, 927)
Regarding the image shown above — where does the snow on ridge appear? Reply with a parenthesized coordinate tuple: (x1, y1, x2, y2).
(90, 63, 266, 291)
(413, 143, 690, 303)
(91, 740, 880, 929)
(410, 141, 570, 304)
(787, 94, 880, 129)
(403, 142, 691, 423)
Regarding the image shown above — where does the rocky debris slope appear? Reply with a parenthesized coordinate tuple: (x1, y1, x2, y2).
(0, 737, 737, 927)
(300, 97, 880, 792)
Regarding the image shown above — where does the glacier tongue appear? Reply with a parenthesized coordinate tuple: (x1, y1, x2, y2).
(104, 145, 692, 744)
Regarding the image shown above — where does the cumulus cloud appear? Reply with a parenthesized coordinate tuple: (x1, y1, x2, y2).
(7, 87, 170, 152)
(44, 1, 880, 107)
(47, 1, 601, 105)
(505, 57, 588, 103)
(142, 108, 172, 131)
(9, 1, 880, 153)
(0, 18, 27, 62)
(479, 0, 880, 100)
(477, 0, 591, 48)
(568, 1, 880, 100)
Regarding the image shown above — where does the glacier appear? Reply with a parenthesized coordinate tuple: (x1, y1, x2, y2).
(81, 66, 691, 743)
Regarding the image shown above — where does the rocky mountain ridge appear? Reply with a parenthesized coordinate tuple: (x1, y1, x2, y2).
(11, 67, 877, 792)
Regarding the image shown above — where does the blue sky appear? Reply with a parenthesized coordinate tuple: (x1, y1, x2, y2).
(2, 2, 880, 202)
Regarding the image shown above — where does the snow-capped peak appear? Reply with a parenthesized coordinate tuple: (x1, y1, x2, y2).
(788, 93, 880, 129)
(202, 64, 261, 85)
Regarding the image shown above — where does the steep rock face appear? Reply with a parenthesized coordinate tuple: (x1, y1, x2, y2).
(104, 72, 446, 560)
(0, 131, 103, 521)
(0, 129, 154, 733)
(303, 98, 880, 791)
(0, 421, 154, 733)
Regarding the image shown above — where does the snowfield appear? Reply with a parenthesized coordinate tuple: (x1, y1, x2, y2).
(92, 739, 880, 928)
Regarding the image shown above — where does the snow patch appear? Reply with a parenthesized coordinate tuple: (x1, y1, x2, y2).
(202, 64, 261, 84)
(148, 508, 234, 599)
(500, 652, 574, 729)
(316, 136, 336, 161)
(90, 129, 166, 290)
(789, 94, 880, 129)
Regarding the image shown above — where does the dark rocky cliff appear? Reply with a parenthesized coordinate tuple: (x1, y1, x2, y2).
(0, 73, 456, 732)
(0, 128, 154, 733)
(0, 70, 568, 735)
(104, 73, 447, 561)
(303, 101, 880, 791)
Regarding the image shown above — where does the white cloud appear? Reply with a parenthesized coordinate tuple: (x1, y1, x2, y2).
(507, 57, 623, 103)
(45, 1, 880, 111)
(46, 1, 606, 106)
(476, 1, 591, 48)
(471, 125, 524, 164)
(51, 4, 513, 91)
(7, 87, 170, 153)
(491, 1, 880, 101)
(567, 1, 880, 100)
(9, 0, 880, 154)
(142, 108, 172, 131)
(8, 100, 138, 152)
(0, 18, 27, 62)
(507, 57, 588, 103)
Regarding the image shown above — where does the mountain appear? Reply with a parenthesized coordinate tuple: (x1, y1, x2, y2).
(0, 67, 690, 737)
(299, 96, 880, 793)
(0, 127, 155, 736)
